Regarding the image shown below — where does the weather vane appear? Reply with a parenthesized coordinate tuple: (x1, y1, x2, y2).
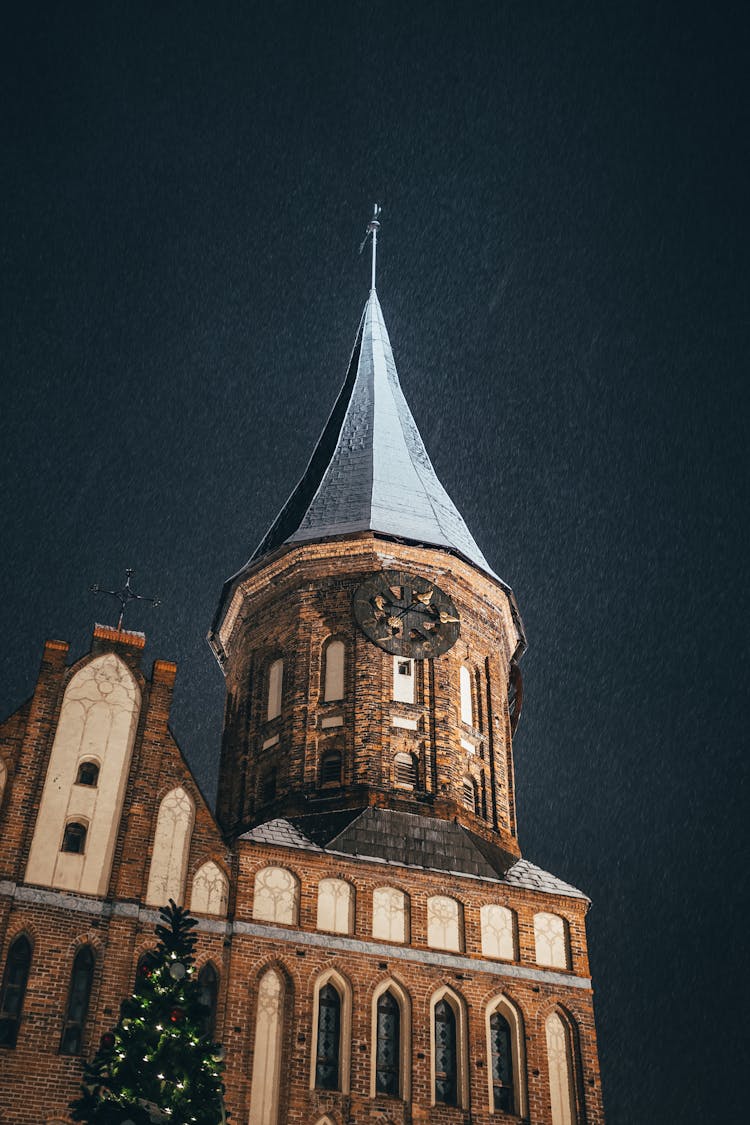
(359, 203, 382, 290)
(90, 568, 160, 630)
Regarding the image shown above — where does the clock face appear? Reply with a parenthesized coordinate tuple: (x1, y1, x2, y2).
(353, 569, 460, 659)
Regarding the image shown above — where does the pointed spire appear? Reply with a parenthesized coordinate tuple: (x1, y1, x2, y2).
(249, 288, 496, 577)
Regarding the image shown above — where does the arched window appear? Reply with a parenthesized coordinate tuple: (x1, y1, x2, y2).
(75, 761, 99, 787)
(145, 787, 195, 907)
(315, 983, 341, 1090)
(253, 866, 299, 925)
(191, 861, 229, 917)
(434, 999, 458, 1105)
(249, 969, 285, 1125)
(534, 912, 569, 969)
(545, 1012, 577, 1125)
(316, 879, 353, 934)
(323, 640, 345, 701)
(198, 962, 219, 1037)
(0, 935, 32, 1048)
(394, 751, 417, 788)
(489, 1011, 514, 1111)
(486, 996, 527, 1116)
(375, 990, 400, 1096)
(460, 665, 473, 726)
(480, 904, 516, 961)
(427, 895, 462, 952)
(462, 776, 476, 811)
(61, 821, 87, 854)
(267, 658, 283, 720)
(372, 887, 408, 944)
(60, 946, 95, 1054)
(320, 751, 342, 786)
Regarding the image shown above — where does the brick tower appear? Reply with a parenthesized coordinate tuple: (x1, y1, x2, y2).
(0, 233, 605, 1125)
(207, 258, 606, 1122)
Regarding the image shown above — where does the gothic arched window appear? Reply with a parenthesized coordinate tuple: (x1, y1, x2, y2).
(60, 945, 95, 1055)
(0, 935, 32, 1048)
(434, 998, 458, 1106)
(135, 950, 158, 989)
(75, 761, 99, 787)
(375, 991, 400, 1096)
(323, 640, 345, 702)
(427, 895, 462, 952)
(198, 962, 219, 1037)
(489, 1010, 514, 1112)
(394, 752, 417, 788)
(61, 821, 88, 854)
(315, 983, 341, 1090)
(480, 904, 516, 961)
(267, 658, 283, 720)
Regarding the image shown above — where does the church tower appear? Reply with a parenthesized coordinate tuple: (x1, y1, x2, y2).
(207, 223, 606, 1124)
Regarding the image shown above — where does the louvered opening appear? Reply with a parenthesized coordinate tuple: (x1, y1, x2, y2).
(320, 751, 342, 786)
(462, 778, 476, 811)
(394, 752, 417, 788)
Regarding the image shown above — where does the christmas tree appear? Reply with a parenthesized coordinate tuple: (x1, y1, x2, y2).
(70, 900, 228, 1125)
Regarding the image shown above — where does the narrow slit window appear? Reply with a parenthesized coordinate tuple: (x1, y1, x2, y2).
(315, 983, 341, 1090)
(462, 777, 476, 811)
(434, 999, 458, 1106)
(490, 1011, 515, 1112)
(267, 658, 283, 721)
(323, 641, 345, 702)
(60, 946, 95, 1055)
(0, 935, 32, 1048)
(375, 991, 400, 1097)
(198, 962, 219, 1037)
(260, 768, 277, 806)
(460, 666, 473, 726)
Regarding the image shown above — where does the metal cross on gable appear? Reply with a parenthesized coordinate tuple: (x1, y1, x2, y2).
(90, 568, 160, 630)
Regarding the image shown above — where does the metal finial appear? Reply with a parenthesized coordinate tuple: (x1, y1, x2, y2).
(90, 568, 161, 630)
(359, 203, 382, 290)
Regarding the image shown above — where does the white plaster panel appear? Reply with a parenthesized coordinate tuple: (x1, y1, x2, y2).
(145, 787, 195, 907)
(190, 860, 229, 916)
(372, 886, 408, 943)
(252, 866, 299, 925)
(323, 640, 345, 701)
(545, 1012, 575, 1125)
(480, 904, 516, 960)
(316, 878, 353, 934)
(427, 895, 462, 952)
(534, 912, 568, 969)
(25, 653, 141, 896)
(248, 969, 284, 1125)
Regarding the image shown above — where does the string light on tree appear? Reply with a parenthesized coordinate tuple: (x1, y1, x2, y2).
(69, 900, 228, 1125)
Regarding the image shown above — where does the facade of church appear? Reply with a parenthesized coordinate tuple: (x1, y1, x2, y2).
(0, 286, 605, 1124)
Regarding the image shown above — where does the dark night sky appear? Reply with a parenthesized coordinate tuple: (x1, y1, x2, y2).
(1, 3, 747, 1121)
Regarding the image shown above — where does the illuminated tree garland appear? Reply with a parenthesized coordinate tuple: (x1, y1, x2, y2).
(70, 900, 228, 1125)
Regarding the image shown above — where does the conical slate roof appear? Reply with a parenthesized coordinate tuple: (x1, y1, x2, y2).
(250, 290, 493, 573)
